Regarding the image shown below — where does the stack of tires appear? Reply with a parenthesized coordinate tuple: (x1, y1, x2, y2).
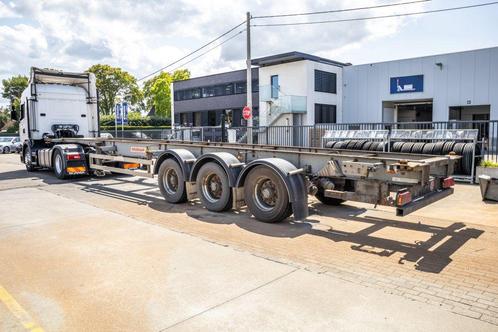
(325, 139, 389, 152)
(325, 139, 479, 175)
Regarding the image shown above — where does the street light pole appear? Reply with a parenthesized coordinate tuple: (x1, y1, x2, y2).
(246, 11, 253, 144)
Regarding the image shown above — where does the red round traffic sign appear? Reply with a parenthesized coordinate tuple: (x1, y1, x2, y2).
(242, 106, 252, 120)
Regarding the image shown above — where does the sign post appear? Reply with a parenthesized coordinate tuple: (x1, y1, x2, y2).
(115, 103, 122, 138)
(122, 102, 128, 135)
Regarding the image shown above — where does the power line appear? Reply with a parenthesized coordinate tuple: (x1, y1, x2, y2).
(169, 29, 246, 73)
(137, 20, 246, 81)
(252, 1, 498, 27)
(252, 0, 430, 19)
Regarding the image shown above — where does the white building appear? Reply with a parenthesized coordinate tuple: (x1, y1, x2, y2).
(252, 52, 348, 127)
(342, 47, 498, 123)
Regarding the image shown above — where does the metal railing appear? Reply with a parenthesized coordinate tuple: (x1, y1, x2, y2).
(102, 120, 498, 163)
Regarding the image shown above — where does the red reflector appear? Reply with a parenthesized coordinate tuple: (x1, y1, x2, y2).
(396, 191, 412, 206)
(443, 177, 455, 189)
(66, 154, 81, 160)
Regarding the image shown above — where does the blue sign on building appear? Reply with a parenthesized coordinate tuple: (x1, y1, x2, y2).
(390, 75, 423, 94)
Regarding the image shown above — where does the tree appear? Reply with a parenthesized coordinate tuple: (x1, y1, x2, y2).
(144, 69, 190, 118)
(87, 64, 141, 115)
(1, 75, 28, 111)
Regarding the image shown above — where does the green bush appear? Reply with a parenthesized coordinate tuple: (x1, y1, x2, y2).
(481, 160, 498, 168)
(99, 112, 170, 127)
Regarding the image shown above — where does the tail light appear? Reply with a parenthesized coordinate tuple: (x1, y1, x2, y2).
(396, 190, 412, 206)
(443, 177, 455, 189)
(66, 153, 81, 160)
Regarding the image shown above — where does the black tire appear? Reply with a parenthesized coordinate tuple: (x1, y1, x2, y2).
(433, 141, 446, 155)
(332, 141, 343, 149)
(422, 142, 435, 155)
(441, 141, 456, 155)
(3, 146, 10, 154)
(244, 166, 292, 223)
(158, 158, 187, 203)
(315, 187, 345, 206)
(362, 141, 373, 151)
(346, 140, 357, 150)
(354, 140, 367, 150)
(325, 141, 335, 148)
(452, 143, 466, 174)
(401, 142, 415, 153)
(392, 142, 404, 152)
(52, 150, 68, 179)
(369, 142, 380, 151)
(377, 142, 387, 152)
(412, 142, 425, 154)
(196, 162, 232, 212)
(24, 146, 35, 172)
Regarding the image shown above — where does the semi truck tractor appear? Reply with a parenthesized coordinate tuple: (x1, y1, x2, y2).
(14, 67, 458, 223)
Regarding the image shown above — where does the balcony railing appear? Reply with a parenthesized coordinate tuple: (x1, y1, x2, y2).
(259, 85, 307, 114)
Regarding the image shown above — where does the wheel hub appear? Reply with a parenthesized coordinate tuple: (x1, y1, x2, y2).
(203, 174, 222, 202)
(255, 178, 278, 211)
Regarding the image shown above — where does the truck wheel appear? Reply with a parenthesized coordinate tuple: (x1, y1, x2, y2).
(315, 188, 345, 206)
(53, 150, 68, 179)
(244, 166, 292, 223)
(196, 162, 232, 212)
(3, 146, 10, 154)
(158, 158, 187, 203)
(24, 146, 35, 172)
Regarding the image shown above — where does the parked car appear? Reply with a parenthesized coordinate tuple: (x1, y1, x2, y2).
(0, 136, 21, 154)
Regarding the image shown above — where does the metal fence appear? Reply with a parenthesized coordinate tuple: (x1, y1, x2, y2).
(102, 120, 498, 163)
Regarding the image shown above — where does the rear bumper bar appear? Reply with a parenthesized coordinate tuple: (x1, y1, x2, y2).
(396, 188, 454, 217)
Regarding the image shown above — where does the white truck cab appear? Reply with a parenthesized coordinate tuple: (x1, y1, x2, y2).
(18, 67, 99, 174)
(19, 67, 98, 143)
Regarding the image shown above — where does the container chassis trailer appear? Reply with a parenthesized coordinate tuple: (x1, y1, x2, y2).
(16, 67, 458, 223)
(33, 137, 458, 222)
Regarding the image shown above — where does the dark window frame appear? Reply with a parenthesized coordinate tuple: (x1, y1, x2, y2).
(314, 70, 337, 94)
(314, 103, 337, 124)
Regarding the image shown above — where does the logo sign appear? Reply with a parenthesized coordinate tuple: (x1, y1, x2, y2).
(115, 103, 122, 124)
(242, 106, 252, 120)
(115, 102, 129, 125)
(122, 102, 129, 125)
(390, 75, 423, 94)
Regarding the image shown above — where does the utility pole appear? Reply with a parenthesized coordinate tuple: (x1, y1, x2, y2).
(246, 11, 253, 144)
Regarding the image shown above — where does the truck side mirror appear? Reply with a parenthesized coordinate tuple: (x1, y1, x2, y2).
(10, 109, 18, 121)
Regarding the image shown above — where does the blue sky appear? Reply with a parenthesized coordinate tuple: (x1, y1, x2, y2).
(0, 0, 497, 105)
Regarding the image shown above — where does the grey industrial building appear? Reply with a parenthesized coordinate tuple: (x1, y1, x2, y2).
(172, 46, 498, 128)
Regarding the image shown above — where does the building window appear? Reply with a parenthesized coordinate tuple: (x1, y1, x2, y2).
(314, 70, 336, 94)
(271, 75, 279, 98)
(235, 82, 246, 94)
(207, 111, 217, 126)
(314, 104, 336, 124)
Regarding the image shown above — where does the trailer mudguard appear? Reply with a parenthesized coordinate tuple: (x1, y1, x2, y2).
(189, 152, 244, 187)
(154, 149, 196, 178)
(235, 158, 308, 221)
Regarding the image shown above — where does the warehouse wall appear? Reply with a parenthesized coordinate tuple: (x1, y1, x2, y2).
(343, 47, 498, 122)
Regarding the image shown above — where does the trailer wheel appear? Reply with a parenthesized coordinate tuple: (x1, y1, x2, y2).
(196, 162, 232, 212)
(24, 146, 35, 172)
(244, 166, 292, 223)
(158, 158, 187, 203)
(53, 150, 68, 179)
(315, 188, 345, 206)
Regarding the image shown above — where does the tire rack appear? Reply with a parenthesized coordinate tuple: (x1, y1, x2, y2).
(321, 130, 390, 152)
(390, 129, 479, 183)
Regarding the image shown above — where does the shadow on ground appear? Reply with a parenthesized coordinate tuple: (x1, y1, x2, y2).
(4, 169, 484, 274)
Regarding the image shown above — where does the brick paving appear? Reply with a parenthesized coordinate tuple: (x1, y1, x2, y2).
(9, 166, 498, 327)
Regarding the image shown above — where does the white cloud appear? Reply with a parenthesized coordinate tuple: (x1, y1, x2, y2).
(0, 0, 428, 104)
